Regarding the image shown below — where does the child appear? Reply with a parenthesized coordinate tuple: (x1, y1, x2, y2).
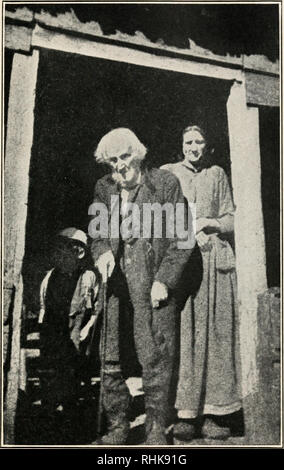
(38, 228, 99, 413)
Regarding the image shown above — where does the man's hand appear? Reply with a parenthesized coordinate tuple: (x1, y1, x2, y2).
(95, 250, 115, 283)
(151, 281, 168, 309)
(196, 231, 212, 252)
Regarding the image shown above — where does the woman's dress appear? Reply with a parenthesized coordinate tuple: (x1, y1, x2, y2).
(162, 161, 241, 418)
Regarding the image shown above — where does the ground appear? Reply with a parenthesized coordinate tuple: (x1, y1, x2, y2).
(15, 368, 245, 446)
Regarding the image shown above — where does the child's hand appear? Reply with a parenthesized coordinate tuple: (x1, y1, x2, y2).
(80, 315, 96, 341)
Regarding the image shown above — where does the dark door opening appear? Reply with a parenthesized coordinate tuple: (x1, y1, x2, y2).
(23, 48, 232, 312)
(259, 106, 280, 288)
(4, 48, 14, 149)
(16, 48, 233, 444)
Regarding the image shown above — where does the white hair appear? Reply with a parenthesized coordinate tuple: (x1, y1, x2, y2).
(94, 128, 147, 164)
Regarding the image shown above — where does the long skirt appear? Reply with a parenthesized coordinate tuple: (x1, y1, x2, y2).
(175, 237, 242, 417)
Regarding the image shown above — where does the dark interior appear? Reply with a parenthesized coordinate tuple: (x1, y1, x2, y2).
(259, 106, 280, 288)
(22, 48, 231, 311)
(4, 49, 14, 149)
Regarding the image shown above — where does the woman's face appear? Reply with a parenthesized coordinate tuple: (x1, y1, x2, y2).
(183, 129, 206, 165)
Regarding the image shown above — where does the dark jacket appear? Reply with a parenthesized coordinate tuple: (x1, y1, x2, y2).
(89, 168, 192, 290)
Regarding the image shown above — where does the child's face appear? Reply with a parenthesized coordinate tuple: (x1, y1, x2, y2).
(53, 239, 82, 273)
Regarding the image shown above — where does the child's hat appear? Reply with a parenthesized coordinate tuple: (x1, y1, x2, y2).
(58, 227, 88, 246)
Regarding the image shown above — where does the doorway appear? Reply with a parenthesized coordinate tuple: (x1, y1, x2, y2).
(14, 46, 236, 445)
(23, 48, 232, 311)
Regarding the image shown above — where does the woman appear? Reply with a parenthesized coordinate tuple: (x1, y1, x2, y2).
(161, 125, 241, 440)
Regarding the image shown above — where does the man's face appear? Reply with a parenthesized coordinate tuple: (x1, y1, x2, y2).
(108, 149, 141, 188)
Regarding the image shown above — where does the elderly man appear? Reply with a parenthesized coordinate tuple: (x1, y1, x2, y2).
(89, 128, 192, 445)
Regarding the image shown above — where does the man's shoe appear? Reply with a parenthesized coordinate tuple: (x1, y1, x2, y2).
(202, 417, 231, 440)
(92, 420, 130, 445)
(93, 370, 131, 445)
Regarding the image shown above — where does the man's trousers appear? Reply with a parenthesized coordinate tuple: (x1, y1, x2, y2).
(101, 239, 178, 428)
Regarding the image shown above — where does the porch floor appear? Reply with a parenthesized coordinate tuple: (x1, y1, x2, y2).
(15, 373, 246, 447)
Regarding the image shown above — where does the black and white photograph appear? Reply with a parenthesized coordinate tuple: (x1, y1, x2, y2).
(2, 1, 281, 449)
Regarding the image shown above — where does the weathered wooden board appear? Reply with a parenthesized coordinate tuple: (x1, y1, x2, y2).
(246, 72, 279, 107)
(5, 24, 32, 52)
(227, 81, 267, 400)
(244, 288, 280, 445)
(4, 50, 39, 444)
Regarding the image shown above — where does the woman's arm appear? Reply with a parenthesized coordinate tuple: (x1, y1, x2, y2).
(196, 214, 234, 235)
(196, 168, 235, 235)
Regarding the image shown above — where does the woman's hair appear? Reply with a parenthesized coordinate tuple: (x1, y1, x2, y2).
(94, 128, 147, 164)
(182, 124, 208, 143)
